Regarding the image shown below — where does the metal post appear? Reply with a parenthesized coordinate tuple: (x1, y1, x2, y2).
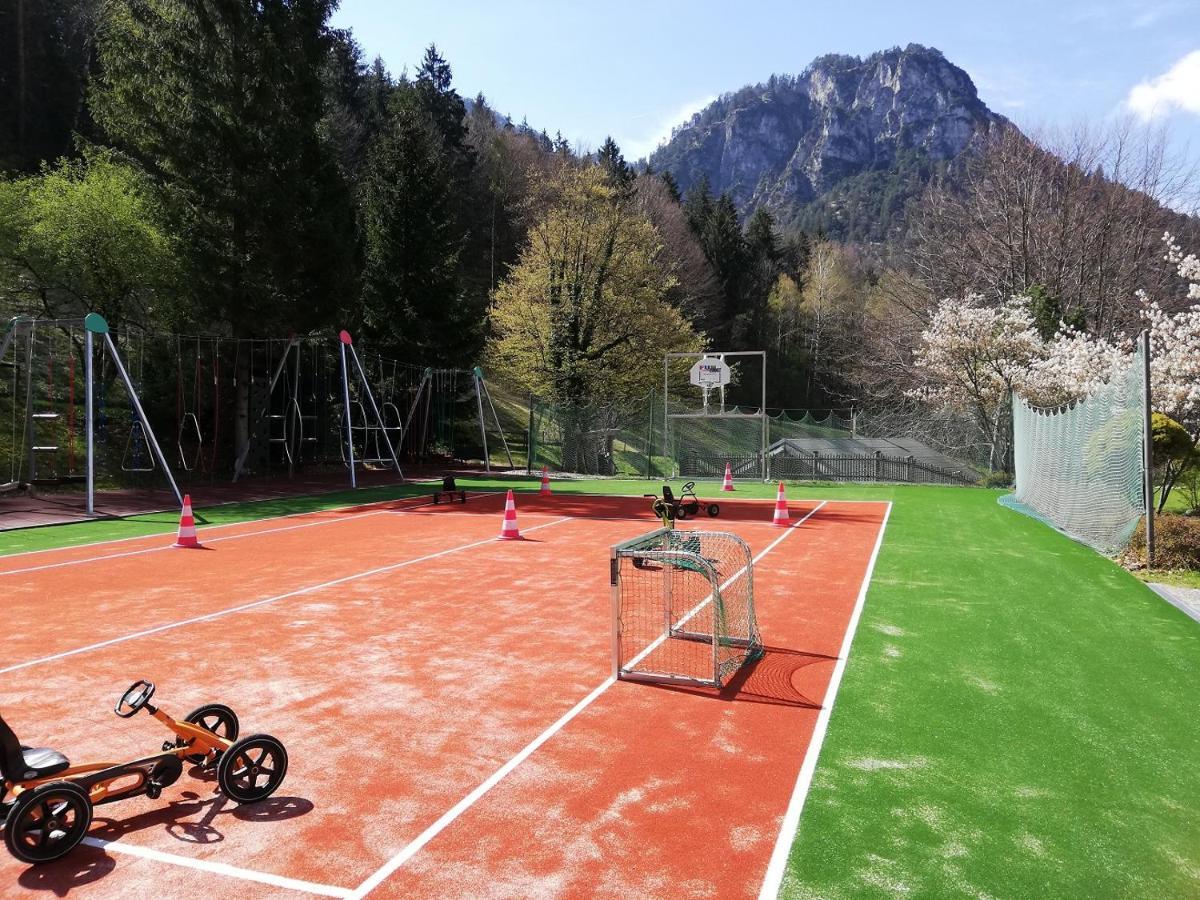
(1142, 330, 1155, 569)
(103, 331, 183, 507)
(663, 356, 670, 480)
(760, 349, 768, 482)
(473, 367, 490, 472)
(85, 328, 94, 516)
(526, 391, 535, 475)
(646, 390, 654, 479)
(338, 335, 356, 488)
(24, 323, 35, 483)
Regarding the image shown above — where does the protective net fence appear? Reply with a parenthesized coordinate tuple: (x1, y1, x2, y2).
(527, 391, 861, 478)
(999, 343, 1146, 555)
(611, 528, 760, 687)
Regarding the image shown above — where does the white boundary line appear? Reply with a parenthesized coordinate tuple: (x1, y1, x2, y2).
(81, 836, 351, 898)
(0, 508, 397, 577)
(756, 501, 893, 900)
(0, 516, 574, 676)
(0, 493, 436, 562)
(347, 502, 830, 899)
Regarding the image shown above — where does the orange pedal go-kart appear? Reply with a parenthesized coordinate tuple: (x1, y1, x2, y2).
(0, 680, 287, 864)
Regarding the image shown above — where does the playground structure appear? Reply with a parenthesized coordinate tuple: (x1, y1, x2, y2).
(0, 316, 514, 519)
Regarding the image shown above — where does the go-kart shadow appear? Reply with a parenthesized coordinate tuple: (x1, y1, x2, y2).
(88, 787, 314, 848)
(645, 645, 838, 708)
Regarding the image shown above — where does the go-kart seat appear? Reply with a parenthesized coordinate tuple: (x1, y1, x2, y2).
(0, 713, 70, 783)
(662, 486, 676, 504)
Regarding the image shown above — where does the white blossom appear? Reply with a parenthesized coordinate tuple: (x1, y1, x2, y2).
(913, 233, 1200, 441)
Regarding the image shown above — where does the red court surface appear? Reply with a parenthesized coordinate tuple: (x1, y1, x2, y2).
(1, 492, 889, 898)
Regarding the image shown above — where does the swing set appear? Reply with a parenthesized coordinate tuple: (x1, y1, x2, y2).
(0, 314, 183, 515)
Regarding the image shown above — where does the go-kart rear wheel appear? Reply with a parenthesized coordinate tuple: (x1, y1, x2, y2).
(707, 503, 720, 517)
(218, 734, 288, 804)
(182, 704, 240, 766)
(3, 781, 92, 865)
(675, 505, 688, 521)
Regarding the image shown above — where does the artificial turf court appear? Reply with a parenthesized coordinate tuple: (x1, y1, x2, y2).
(0, 487, 889, 897)
(3, 479, 1200, 898)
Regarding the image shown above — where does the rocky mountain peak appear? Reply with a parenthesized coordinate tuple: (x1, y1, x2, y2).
(649, 44, 1006, 227)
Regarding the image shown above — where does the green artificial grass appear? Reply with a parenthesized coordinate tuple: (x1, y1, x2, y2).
(781, 486, 1200, 899)
(6, 478, 1199, 897)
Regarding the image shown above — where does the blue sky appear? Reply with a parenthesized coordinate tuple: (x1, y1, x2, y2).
(331, 1, 1200, 203)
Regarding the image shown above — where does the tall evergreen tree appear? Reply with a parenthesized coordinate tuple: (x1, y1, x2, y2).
(0, 0, 100, 171)
(597, 136, 633, 188)
(358, 85, 475, 364)
(90, 0, 355, 338)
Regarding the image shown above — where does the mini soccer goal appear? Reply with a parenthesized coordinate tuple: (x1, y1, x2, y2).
(610, 529, 762, 687)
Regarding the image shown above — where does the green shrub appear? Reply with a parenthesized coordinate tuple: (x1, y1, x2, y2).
(1130, 514, 1200, 571)
(980, 470, 1012, 488)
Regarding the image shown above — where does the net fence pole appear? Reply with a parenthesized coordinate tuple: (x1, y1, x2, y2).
(662, 356, 670, 478)
(84, 325, 94, 516)
(473, 367, 490, 473)
(526, 392, 535, 475)
(1142, 329, 1155, 569)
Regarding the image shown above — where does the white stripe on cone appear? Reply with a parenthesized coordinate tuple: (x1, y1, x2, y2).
(174, 494, 204, 548)
(722, 462, 735, 491)
(540, 467, 551, 496)
(499, 489, 521, 540)
(772, 481, 790, 527)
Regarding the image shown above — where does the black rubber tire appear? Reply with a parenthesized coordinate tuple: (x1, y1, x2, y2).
(217, 734, 288, 804)
(675, 506, 688, 521)
(182, 703, 240, 765)
(707, 503, 720, 517)
(3, 781, 93, 865)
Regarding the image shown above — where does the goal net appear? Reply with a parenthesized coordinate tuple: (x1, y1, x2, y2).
(1000, 342, 1146, 555)
(610, 529, 762, 687)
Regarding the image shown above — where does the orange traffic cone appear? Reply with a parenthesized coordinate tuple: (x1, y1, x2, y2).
(498, 489, 521, 540)
(540, 466, 552, 496)
(722, 462, 735, 492)
(772, 481, 790, 527)
(174, 494, 204, 548)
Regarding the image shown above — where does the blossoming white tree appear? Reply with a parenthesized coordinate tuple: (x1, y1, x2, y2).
(912, 232, 1200, 471)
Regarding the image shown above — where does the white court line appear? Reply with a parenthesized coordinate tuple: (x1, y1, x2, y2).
(756, 502, 893, 900)
(347, 502, 829, 899)
(81, 837, 351, 898)
(622, 501, 828, 674)
(0, 490, 451, 562)
(0, 508, 396, 577)
(0, 516, 574, 677)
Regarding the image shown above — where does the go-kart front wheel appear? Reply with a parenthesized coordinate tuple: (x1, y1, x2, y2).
(707, 503, 720, 517)
(218, 734, 288, 804)
(3, 781, 93, 864)
(182, 703, 240, 766)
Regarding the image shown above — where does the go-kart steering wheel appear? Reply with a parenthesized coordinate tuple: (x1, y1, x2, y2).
(115, 680, 156, 718)
(683, 482, 696, 492)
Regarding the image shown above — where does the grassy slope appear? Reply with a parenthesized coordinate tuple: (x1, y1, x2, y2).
(5, 479, 1198, 897)
(782, 485, 1200, 899)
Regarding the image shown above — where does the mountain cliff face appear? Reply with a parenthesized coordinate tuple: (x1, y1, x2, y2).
(649, 44, 1007, 233)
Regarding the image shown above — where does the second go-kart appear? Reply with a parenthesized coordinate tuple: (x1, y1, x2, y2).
(645, 482, 720, 523)
(0, 680, 288, 864)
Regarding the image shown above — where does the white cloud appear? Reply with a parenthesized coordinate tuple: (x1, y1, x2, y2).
(617, 95, 717, 162)
(1127, 50, 1200, 119)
